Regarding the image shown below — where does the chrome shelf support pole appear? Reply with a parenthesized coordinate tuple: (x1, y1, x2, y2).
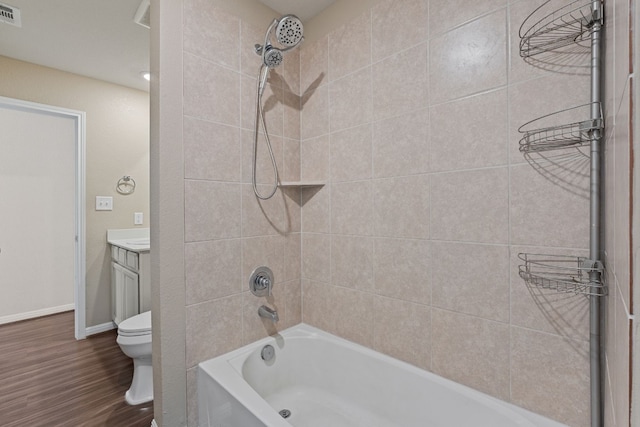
(589, 1, 604, 426)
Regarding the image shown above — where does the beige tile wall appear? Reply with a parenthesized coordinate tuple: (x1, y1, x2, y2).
(175, 0, 634, 425)
(298, 0, 614, 425)
(180, 3, 301, 425)
(602, 0, 635, 424)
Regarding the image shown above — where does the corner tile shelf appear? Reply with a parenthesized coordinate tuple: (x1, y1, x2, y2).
(278, 181, 325, 188)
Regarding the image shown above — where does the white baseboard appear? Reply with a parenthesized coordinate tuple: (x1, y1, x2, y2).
(0, 304, 75, 325)
(85, 320, 116, 336)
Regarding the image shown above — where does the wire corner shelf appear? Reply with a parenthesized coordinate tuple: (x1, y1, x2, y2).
(518, 253, 607, 296)
(519, 0, 603, 60)
(518, 102, 603, 153)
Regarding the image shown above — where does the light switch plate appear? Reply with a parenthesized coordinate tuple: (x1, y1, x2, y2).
(134, 212, 143, 225)
(96, 196, 113, 211)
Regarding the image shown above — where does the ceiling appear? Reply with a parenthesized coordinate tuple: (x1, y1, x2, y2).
(0, 0, 335, 93)
(0, 0, 151, 92)
(258, 0, 337, 22)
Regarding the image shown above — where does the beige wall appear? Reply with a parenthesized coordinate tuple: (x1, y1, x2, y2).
(603, 0, 636, 424)
(633, 0, 640, 419)
(149, 0, 185, 424)
(0, 56, 150, 328)
(152, 0, 636, 426)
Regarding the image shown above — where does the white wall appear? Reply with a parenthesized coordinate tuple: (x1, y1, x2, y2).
(0, 103, 76, 322)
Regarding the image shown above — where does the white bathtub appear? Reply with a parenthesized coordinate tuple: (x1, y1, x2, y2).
(198, 324, 566, 427)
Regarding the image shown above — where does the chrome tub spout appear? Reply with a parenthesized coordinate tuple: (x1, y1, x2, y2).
(258, 305, 279, 322)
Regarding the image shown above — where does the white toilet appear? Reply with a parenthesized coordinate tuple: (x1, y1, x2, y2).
(116, 310, 153, 405)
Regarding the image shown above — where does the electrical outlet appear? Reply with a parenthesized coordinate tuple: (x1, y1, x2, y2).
(95, 196, 113, 211)
(134, 212, 143, 225)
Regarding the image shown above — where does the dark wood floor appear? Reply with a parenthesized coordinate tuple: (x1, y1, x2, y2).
(0, 311, 154, 426)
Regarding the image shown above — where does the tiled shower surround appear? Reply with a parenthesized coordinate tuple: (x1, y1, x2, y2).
(176, 0, 633, 426)
(602, 0, 635, 424)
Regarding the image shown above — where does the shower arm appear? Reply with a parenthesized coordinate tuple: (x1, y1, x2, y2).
(255, 42, 304, 57)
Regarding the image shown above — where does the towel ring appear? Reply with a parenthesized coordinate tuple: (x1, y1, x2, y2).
(117, 176, 136, 195)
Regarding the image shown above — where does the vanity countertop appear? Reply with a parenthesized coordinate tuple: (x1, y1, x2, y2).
(107, 228, 150, 252)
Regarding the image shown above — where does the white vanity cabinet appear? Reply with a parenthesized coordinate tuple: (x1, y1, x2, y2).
(111, 258, 139, 324)
(107, 229, 150, 326)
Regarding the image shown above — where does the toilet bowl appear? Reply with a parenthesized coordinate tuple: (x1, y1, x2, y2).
(117, 311, 153, 405)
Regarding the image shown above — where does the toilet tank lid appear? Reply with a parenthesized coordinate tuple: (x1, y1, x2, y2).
(118, 311, 151, 334)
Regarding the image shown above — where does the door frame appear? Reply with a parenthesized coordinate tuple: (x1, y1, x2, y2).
(0, 96, 87, 339)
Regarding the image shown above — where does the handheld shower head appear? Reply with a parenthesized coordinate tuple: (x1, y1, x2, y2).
(252, 14, 304, 201)
(275, 15, 304, 48)
(263, 47, 283, 68)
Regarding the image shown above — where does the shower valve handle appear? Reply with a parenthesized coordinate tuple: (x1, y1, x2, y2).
(249, 266, 274, 297)
(255, 276, 271, 290)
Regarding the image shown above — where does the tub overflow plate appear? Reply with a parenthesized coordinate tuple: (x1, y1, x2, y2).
(279, 409, 291, 419)
(261, 344, 275, 361)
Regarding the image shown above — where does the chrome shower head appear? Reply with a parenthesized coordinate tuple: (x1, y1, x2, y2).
(275, 15, 304, 48)
(255, 14, 304, 69)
